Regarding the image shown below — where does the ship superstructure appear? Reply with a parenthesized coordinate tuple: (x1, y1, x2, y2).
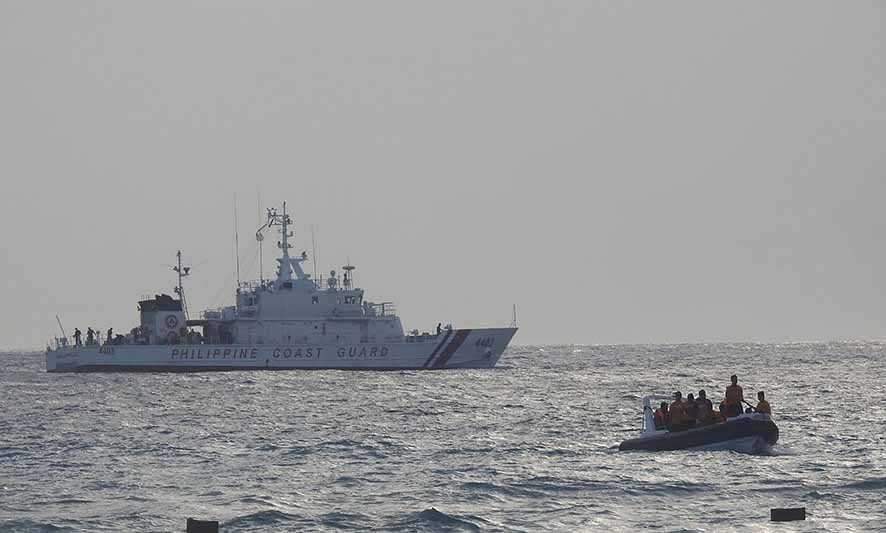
(46, 203, 517, 372)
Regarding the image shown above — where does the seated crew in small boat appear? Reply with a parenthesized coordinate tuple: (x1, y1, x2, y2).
(695, 389, 715, 425)
(668, 391, 693, 432)
(755, 391, 771, 415)
(720, 374, 744, 418)
(685, 393, 698, 425)
(653, 401, 669, 429)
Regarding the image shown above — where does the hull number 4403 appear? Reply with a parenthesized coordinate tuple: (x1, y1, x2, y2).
(475, 337, 494, 348)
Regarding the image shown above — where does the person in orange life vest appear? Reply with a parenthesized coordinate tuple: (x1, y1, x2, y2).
(695, 389, 714, 425)
(685, 393, 698, 425)
(653, 401, 669, 429)
(755, 390, 771, 415)
(720, 374, 744, 418)
(668, 391, 692, 432)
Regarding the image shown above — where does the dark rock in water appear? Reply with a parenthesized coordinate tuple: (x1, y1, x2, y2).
(186, 517, 219, 532)
(771, 507, 806, 522)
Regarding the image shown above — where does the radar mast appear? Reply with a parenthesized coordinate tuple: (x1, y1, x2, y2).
(255, 202, 311, 288)
(172, 250, 191, 319)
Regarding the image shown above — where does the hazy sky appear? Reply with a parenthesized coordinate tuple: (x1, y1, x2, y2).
(2, 1, 884, 348)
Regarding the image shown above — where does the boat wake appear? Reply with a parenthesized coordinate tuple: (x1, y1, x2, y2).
(767, 445, 800, 456)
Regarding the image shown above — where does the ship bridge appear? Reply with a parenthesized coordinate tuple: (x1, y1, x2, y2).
(196, 202, 405, 346)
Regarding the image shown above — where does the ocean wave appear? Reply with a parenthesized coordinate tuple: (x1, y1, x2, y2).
(620, 479, 715, 496)
(44, 498, 94, 506)
(513, 476, 617, 495)
(235, 494, 282, 507)
(0, 519, 73, 532)
(431, 446, 495, 457)
(459, 480, 546, 499)
(383, 507, 487, 532)
(803, 490, 845, 502)
(0, 447, 24, 460)
(222, 509, 308, 529)
(316, 511, 372, 530)
(840, 477, 886, 491)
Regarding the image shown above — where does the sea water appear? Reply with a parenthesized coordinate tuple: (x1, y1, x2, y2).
(1, 342, 884, 531)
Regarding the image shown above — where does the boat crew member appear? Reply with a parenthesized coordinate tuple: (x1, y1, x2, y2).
(107, 328, 113, 344)
(721, 374, 744, 418)
(695, 389, 714, 425)
(755, 391, 771, 415)
(653, 401, 669, 429)
(436, 323, 442, 335)
(668, 391, 692, 432)
(73, 328, 82, 346)
(86, 327, 95, 345)
(685, 393, 698, 424)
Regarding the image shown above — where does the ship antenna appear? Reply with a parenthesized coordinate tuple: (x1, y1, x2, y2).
(311, 224, 318, 281)
(512, 304, 517, 327)
(257, 186, 263, 284)
(173, 250, 191, 320)
(255, 205, 272, 284)
(234, 195, 241, 289)
(278, 201, 293, 282)
(55, 315, 68, 341)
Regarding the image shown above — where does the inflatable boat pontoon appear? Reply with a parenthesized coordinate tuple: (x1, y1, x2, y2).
(619, 395, 779, 453)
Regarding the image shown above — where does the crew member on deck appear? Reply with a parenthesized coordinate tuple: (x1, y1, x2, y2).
(755, 391, 771, 415)
(695, 389, 714, 425)
(685, 393, 698, 424)
(107, 328, 113, 344)
(721, 374, 744, 418)
(436, 323, 442, 335)
(653, 401, 669, 429)
(86, 327, 94, 345)
(668, 391, 692, 432)
(73, 328, 82, 346)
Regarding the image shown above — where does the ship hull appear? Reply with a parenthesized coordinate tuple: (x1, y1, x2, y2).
(46, 328, 517, 372)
